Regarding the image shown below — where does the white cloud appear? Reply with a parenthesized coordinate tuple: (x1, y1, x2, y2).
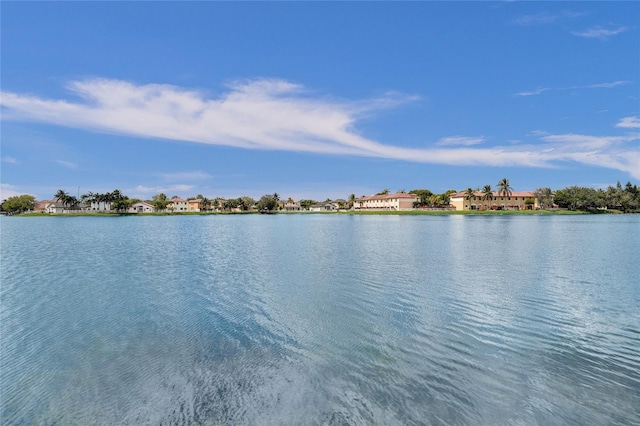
(437, 136, 485, 146)
(615, 116, 640, 129)
(514, 81, 630, 97)
(513, 87, 549, 97)
(132, 184, 194, 198)
(1, 78, 639, 179)
(56, 160, 78, 169)
(2, 156, 18, 164)
(0, 183, 28, 200)
(586, 81, 630, 89)
(538, 133, 640, 179)
(571, 26, 629, 40)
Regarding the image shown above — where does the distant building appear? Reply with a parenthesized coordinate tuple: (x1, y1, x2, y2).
(353, 193, 419, 211)
(34, 200, 51, 212)
(90, 201, 111, 212)
(169, 197, 188, 212)
(284, 199, 301, 211)
(187, 199, 202, 212)
(309, 202, 337, 212)
(449, 191, 538, 210)
(45, 201, 66, 214)
(128, 201, 155, 213)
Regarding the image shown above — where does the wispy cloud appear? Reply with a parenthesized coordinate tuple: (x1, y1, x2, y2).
(514, 80, 630, 96)
(1, 78, 639, 178)
(511, 10, 585, 26)
(571, 26, 629, 40)
(538, 133, 640, 178)
(2, 156, 18, 164)
(56, 160, 78, 169)
(586, 81, 629, 89)
(0, 183, 26, 200)
(132, 184, 194, 197)
(157, 171, 212, 181)
(437, 136, 485, 146)
(513, 87, 550, 97)
(616, 116, 640, 129)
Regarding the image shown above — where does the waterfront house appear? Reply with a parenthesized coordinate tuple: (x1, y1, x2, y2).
(90, 201, 112, 212)
(45, 201, 66, 214)
(187, 199, 202, 212)
(284, 199, 301, 211)
(128, 201, 155, 213)
(333, 199, 348, 210)
(449, 191, 539, 210)
(169, 197, 188, 212)
(353, 193, 419, 211)
(309, 202, 337, 212)
(34, 200, 51, 212)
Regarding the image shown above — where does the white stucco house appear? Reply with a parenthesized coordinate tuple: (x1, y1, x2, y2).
(128, 201, 156, 213)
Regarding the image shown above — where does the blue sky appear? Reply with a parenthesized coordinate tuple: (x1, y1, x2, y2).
(1, 2, 638, 202)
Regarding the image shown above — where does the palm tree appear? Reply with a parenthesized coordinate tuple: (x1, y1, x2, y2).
(348, 193, 356, 209)
(54, 189, 68, 201)
(464, 188, 475, 209)
(54, 189, 73, 211)
(81, 191, 95, 204)
(482, 184, 493, 209)
(200, 197, 211, 212)
(213, 197, 222, 212)
(497, 178, 513, 208)
(109, 190, 127, 213)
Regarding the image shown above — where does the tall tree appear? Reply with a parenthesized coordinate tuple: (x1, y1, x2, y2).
(54, 189, 78, 210)
(497, 178, 513, 201)
(1, 195, 36, 214)
(200, 197, 211, 212)
(257, 194, 278, 212)
(81, 191, 96, 204)
(239, 196, 256, 211)
(348, 193, 356, 209)
(534, 187, 553, 209)
(151, 193, 170, 211)
(482, 185, 493, 208)
(464, 187, 475, 204)
(409, 189, 433, 207)
(54, 189, 69, 204)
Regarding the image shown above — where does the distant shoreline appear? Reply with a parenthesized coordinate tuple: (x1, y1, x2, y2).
(5, 209, 618, 217)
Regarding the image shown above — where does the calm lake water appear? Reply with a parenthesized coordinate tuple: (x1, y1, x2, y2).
(1, 214, 639, 425)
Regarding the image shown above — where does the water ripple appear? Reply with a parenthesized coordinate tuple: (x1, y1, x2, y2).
(1, 215, 639, 425)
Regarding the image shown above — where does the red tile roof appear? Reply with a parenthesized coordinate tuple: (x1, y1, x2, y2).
(450, 191, 535, 198)
(356, 192, 419, 201)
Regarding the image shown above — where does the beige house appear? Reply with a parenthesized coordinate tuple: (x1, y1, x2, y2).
(353, 193, 419, 211)
(187, 199, 202, 212)
(284, 199, 301, 211)
(450, 191, 538, 211)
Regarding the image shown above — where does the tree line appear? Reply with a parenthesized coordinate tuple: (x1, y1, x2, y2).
(553, 182, 639, 212)
(2, 181, 639, 214)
